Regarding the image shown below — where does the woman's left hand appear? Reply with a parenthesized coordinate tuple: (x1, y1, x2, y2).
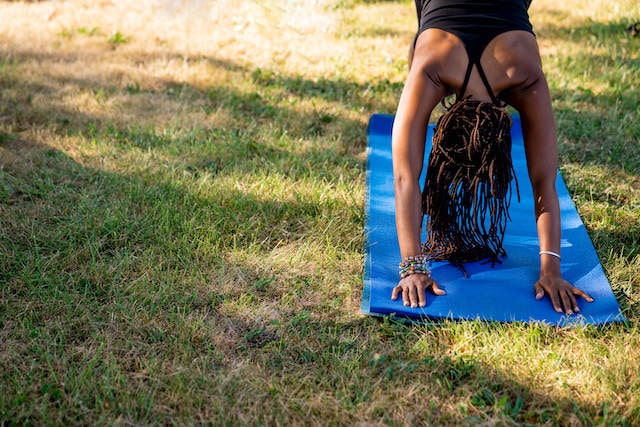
(534, 273, 594, 315)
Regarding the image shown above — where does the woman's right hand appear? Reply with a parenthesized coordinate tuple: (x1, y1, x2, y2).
(391, 274, 446, 308)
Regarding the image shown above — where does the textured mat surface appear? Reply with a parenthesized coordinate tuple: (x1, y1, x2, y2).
(362, 114, 626, 325)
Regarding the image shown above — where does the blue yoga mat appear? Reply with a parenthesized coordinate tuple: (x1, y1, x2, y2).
(362, 113, 626, 326)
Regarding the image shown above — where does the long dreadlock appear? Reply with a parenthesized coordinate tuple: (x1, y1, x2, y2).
(421, 97, 519, 275)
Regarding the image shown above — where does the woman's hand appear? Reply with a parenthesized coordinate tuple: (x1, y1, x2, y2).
(534, 273, 594, 315)
(391, 274, 446, 308)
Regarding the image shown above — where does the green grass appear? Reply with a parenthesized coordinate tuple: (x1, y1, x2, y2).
(1, 0, 639, 425)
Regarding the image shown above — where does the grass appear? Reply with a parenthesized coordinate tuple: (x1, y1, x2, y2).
(1, 0, 639, 425)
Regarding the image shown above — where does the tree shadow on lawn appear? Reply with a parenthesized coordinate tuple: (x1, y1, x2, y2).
(0, 40, 377, 302)
(552, 83, 640, 179)
(239, 311, 636, 425)
(0, 133, 353, 424)
(2, 169, 627, 425)
(1, 43, 402, 158)
(1, 113, 630, 426)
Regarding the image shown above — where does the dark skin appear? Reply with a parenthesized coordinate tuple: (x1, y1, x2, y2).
(391, 28, 594, 313)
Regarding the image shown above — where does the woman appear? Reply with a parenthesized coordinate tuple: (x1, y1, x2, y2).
(390, 0, 594, 314)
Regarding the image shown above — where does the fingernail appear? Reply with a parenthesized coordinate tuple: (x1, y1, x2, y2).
(566, 310, 573, 315)
(404, 302, 410, 306)
(411, 303, 417, 308)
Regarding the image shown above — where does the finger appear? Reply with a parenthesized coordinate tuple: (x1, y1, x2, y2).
(572, 287, 594, 303)
(565, 289, 581, 313)
(559, 290, 574, 315)
(391, 285, 401, 300)
(548, 290, 563, 313)
(534, 282, 544, 300)
(430, 281, 446, 296)
(409, 284, 419, 308)
(402, 285, 411, 307)
(417, 283, 427, 307)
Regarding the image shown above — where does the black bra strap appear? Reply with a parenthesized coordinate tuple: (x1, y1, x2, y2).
(458, 60, 474, 100)
(475, 61, 500, 104)
(457, 60, 500, 105)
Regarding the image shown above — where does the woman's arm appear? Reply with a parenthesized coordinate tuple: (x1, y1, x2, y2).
(390, 31, 456, 307)
(503, 43, 594, 313)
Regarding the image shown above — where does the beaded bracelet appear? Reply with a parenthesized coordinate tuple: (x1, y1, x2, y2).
(399, 255, 431, 279)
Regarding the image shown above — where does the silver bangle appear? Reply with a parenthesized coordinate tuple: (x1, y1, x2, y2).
(539, 250, 561, 260)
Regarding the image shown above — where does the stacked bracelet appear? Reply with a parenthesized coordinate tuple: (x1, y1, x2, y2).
(399, 255, 430, 279)
(539, 250, 561, 260)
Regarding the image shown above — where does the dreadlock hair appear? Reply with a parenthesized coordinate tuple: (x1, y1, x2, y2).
(421, 97, 519, 276)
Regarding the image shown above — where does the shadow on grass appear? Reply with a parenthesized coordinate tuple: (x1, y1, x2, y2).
(2, 119, 631, 425)
(0, 134, 345, 423)
(554, 98, 640, 175)
(0, 44, 401, 155)
(265, 316, 634, 426)
(1, 162, 628, 423)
